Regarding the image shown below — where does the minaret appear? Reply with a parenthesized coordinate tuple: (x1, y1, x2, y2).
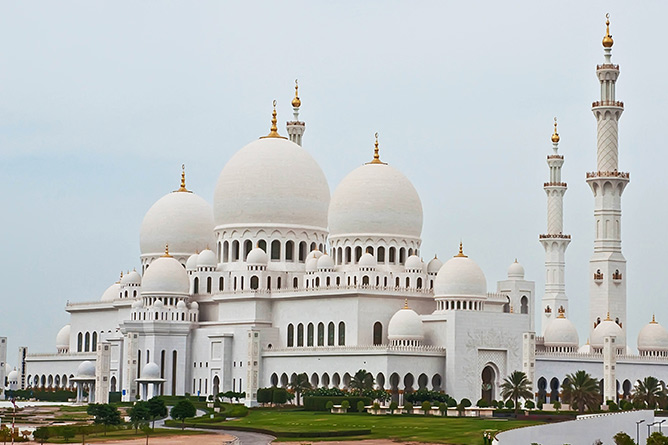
(286, 79, 305, 146)
(539, 118, 571, 335)
(587, 14, 629, 343)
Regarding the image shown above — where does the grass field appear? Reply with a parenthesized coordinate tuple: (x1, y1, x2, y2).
(224, 410, 543, 444)
(47, 427, 207, 443)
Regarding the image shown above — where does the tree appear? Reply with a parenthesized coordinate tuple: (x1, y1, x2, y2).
(647, 432, 668, 445)
(349, 369, 374, 395)
(170, 399, 196, 430)
(141, 424, 153, 445)
(561, 370, 600, 414)
(86, 403, 122, 435)
(289, 373, 312, 406)
(612, 431, 635, 445)
(33, 427, 50, 444)
(62, 427, 75, 443)
(129, 401, 151, 433)
(633, 376, 664, 410)
(500, 371, 533, 416)
(147, 397, 168, 429)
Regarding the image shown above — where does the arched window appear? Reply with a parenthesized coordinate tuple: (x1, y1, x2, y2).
(399, 248, 406, 264)
(328, 322, 335, 346)
(84, 332, 90, 352)
(378, 246, 385, 263)
(240, 276, 244, 290)
(277, 277, 282, 289)
(297, 323, 304, 347)
(405, 277, 410, 288)
(267, 276, 272, 290)
(244, 240, 253, 260)
(258, 239, 267, 252)
(319, 243, 324, 252)
(77, 333, 83, 352)
(336, 277, 341, 286)
(408, 248, 414, 256)
(298, 241, 307, 262)
(250, 276, 259, 290)
(217, 241, 222, 263)
(287, 324, 294, 347)
(286, 241, 294, 261)
(232, 240, 240, 260)
(373, 322, 383, 345)
(307, 323, 314, 346)
(293, 277, 299, 288)
(338, 322, 346, 346)
(271, 240, 281, 261)
(194, 277, 199, 294)
(219, 277, 224, 291)
(417, 277, 423, 289)
(207, 277, 212, 293)
(345, 247, 352, 263)
(233, 276, 237, 290)
(92, 332, 97, 351)
(310, 242, 316, 252)
(355, 246, 362, 262)
(315, 277, 320, 287)
(395, 277, 400, 287)
(223, 241, 229, 262)
(389, 247, 396, 263)
(317, 322, 324, 346)
(521, 296, 529, 314)
(326, 277, 331, 286)
(337, 247, 343, 265)
(362, 275, 369, 285)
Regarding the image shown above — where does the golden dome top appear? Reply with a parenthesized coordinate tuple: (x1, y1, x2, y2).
(174, 164, 191, 193)
(260, 100, 287, 139)
(366, 132, 387, 165)
(291, 79, 301, 108)
(454, 241, 468, 258)
(162, 244, 172, 258)
(602, 14, 614, 48)
(551, 117, 560, 143)
(651, 314, 658, 324)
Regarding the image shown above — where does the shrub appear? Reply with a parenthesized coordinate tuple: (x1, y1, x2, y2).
(438, 402, 447, 414)
(537, 400, 544, 410)
(447, 397, 457, 408)
(552, 400, 561, 411)
(460, 398, 472, 408)
(421, 401, 431, 413)
(613, 431, 635, 445)
(505, 399, 514, 409)
(340, 400, 350, 410)
(325, 401, 334, 410)
(357, 401, 366, 412)
(404, 389, 450, 404)
(524, 400, 535, 409)
(304, 396, 372, 412)
(404, 402, 413, 412)
(372, 402, 380, 410)
(619, 399, 633, 411)
(477, 398, 489, 408)
(389, 401, 398, 411)
(606, 400, 619, 412)
(256, 388, 272, 404)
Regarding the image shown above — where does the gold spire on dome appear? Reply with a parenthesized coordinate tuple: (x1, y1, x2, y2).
(291, 79, 301, 108)
(605, 311, 612, 321)
(404, 298, 409, 309)
(174, 164, 191, 193)
(602, 13, 614, 48)
(651, 314, 658, 324)
(260, 100, 287, 139)
(454, 241, 468, 258)
(162, 244, 172, 258)
(366, 132, 387, 165)
(551, 117, 560, 143)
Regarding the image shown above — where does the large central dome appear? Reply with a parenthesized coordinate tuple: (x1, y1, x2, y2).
(214, 137, 330, 230)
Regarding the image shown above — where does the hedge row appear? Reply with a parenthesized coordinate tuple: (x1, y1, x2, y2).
(166, 422, 371, 438)
(303, 396, 372, 412)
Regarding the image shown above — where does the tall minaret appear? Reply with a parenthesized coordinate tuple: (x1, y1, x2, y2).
(587, 14, 629, 343)
(539, 118, 571, 335)
(286, 79, 305, 146)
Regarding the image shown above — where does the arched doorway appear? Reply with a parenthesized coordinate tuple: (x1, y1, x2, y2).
(213, 376, 220, 395)
(481, 365, 495, 402)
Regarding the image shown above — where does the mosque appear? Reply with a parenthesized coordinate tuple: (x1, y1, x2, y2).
(2, 17, 668, 407)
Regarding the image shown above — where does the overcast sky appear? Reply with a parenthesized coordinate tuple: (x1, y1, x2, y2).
(1, 1, 666, 366)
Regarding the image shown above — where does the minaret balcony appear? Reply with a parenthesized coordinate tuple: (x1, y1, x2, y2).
(612, 270, 623, 284)
(543, 182, 567, 187)
(539, 233, 571, 240)
(547, 155, 564, 160)
(594, 271, 604, 284)
(592, 100, 624, 108)
(596, 64, 619, 70)
(586, 171, 630, 179)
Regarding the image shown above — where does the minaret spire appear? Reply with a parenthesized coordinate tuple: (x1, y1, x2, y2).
(587, 13, 629, 345)
(539, 118, 571, 334)
(286, 79, 306, 146)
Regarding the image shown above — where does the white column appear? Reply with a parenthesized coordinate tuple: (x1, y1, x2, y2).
(244, 329, 261, 407)
(522, 332, 536, 393)
(603, 336, 617, 402)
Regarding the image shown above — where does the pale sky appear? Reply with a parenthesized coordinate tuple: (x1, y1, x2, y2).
(2, 1, 667, 366)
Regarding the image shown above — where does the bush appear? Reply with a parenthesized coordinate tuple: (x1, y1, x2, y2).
(460, 398, 472, 408)
(606, 400, 619, 412)
(357, 401, 366, 412)
(303, 396, 372, 412)
(524, 400, 535, 409)
(404, 402, 413, 412)
(325, 401, 334, 410)
(477, 398, 489, 408)
(372, 402, 380, 410)
(505, 399, 514, 409)
(404, 389, 451, 404)
(438, 402, 447, 414)
(256, 387, 289, 405)
(340, 400, 350, 410)
(421, 401, 431, 412)
(613, 431, 635, 445)
(537, 400, 544, 410)
(389, 401, 398, 411)
(552, 400, 561, 411)
(447, 397, 457, 408)
(619, 399, 633, 411)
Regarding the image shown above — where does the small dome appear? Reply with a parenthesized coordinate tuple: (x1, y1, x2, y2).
(359, 252, 377, 268)
(7, 370, 19, 382)
(247, 247, 268, 265)
(544, 315, 579, 348)
(507, 259, 525, 279)
(305, 250, 321, 272)
(142, 256, 190, 295)
(56, 325, 71, 348)
(317, 254, 334, 270)
(434, 247, 487, 298)
(76, 361, 96, 378)
(197, 249, 216, 268)
(405, 255, 423, 271)
(101, 282, 121, 302)
(387, 304, 424, 342)
(578, 342, 593, 354)
(132, 299, 143, 309)
(190, 301, 199, 310)
(154, 299, 164, 308)
(176, 300, 187, 309)
(427, 256, 443, 274)
(141, 362, 161, 379)
(591, 316, 625, 348)
(638, 316, 668, 352)
(185, 253, 199, 271)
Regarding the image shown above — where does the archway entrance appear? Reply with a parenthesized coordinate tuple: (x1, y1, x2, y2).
(481, 365, 495, 403)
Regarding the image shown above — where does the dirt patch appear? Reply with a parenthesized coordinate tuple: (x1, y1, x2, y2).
(94, 433, 237, 444)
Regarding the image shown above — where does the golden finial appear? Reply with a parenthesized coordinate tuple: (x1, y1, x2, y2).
(291, 79, 301, 108)
(651, 314, 658, 324)
(366, 132, 387, 165)
(510, 305, 514, 314)
(260, 100, 287, 139)
(586, 338, 590, 345)
(602, 13, 614, 48)
(174, 164, 191, 193)
(551, 117, 560, 143)
(404, 298, 409, 309)
(162, 244, 172, 258)
(455, 241, 468, 258)
(605, 311, 611, 321)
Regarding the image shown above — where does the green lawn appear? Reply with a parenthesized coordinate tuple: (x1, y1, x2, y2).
(222, 410, 543, 444)
(47, 427, 207, 443)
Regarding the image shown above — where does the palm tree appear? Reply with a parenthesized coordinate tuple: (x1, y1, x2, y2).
(349, 369, 374, 395)
(561, 370, 600, 414)
(289, 373, 312, 406)
(633, 376, 665, 409)
(500, 371, 533, 416)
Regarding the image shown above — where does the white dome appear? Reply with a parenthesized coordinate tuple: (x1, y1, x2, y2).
(214, 137, 330, 230)
(247, 247, 268, 265)
(154, 299, 164, 308)
(142, 256, 189, 295)
(434, 249, 487, 298)
(305, 256, 318, 273)
(638, 317, 668, 352)
(329, 162, 423, 239)
(56, 325, 71, 348)
(176, 300, 187, 309)
(141, 362, 161, 379)
(359, 252, 377, 268)
(591, 318, 626, 348)
(507, 260, 525, 279)
(185, 253, 199, 271)
(132, 299, 143, 309)
(317, 254, 334, 270)
(578, 342, 593, 354)
(190, 301, 199, 310)
(140, 189, 215, 257)
(405, 255, 423, 271)
(76, 361, 96, 378)
(100, 282, 121, 302)
(387, 306, 424, 342)
(7, 370, 18, 382)
(543, 315, 579, 348)
(427, 256, 443, 274)
(197, 249, 216, 268)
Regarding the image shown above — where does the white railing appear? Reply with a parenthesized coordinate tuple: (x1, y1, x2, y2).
(265, 344, 446, 354)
